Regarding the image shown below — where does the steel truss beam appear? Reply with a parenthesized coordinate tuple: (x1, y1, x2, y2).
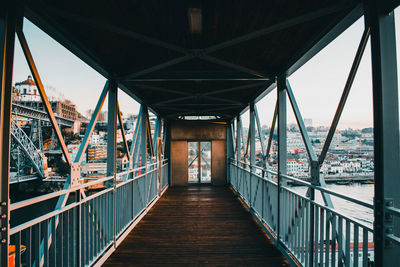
(283, 26, 371, 263)
(43, 3, 346, 81)
(254, 105, 266, 159)
(318, 27, 370, 164)
(119, 3, 345, 80)
(75, 81, 109, 164)
(286, 80, 317, 162)
(150, 82, 268, 109)
(266, 100, 278, 161)
(17, 29, 72, 166)
(117, 100, 130, 160)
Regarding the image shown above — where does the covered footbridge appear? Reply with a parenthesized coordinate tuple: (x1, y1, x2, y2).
(1, 0, 400, 266)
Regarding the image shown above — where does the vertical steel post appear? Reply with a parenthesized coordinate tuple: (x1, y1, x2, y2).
(141, 106, 148, 205)
(236, 117, 241, 164)
(277, 76, 287, 244)
(0, 2, 16, 266)
(366, 1, 400, 265)
(106, 80, 117, 247)
(164, 120, 172, 185)
(226, 120, 235, 184)
(249, 102, 256, 207)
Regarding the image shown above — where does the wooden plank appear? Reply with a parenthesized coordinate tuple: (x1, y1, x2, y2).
(103, 186, 288, 266)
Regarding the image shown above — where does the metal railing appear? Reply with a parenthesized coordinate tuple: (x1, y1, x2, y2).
(8, 160, 168, 267)
(229, 160, 374, 267)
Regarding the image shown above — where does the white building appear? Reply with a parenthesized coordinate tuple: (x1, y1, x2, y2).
(91, 134, 101, 144)
(14, 76, 41, 102)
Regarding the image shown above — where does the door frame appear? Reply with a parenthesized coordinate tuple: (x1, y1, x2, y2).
(187, 140, 212, 184)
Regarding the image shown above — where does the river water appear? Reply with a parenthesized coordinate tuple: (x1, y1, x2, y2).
(292, 183, 374, 228)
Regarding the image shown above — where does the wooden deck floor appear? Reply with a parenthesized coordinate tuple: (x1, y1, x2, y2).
(103, 186, 289, 266)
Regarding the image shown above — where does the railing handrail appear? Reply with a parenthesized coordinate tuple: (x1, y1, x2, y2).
(9, 187, 114, 235)
(230, 161, 374, 210)
(10, 159, 169, 212)
(281, 181, 374, 231)
(9, 162, 170, 267)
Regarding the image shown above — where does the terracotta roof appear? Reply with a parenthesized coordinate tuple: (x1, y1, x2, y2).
(15, 75, 36, 86)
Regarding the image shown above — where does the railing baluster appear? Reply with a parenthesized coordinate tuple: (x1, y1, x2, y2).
(331, 214, 336, 267)
(91, 199, 94, 260)
(325, 211, 330, 267)
(60, 212, 64, 267)
(338, 217, 343, 266)
(295, 194, 298, 255)
(362, 228, 368, 266)
(354, 225, 359, 267)
(345, 221, 350, 267)
(51, 217, 56, 267)
(82, 203, 86, 266)
(15, 231, 21, 267)
(302, 199, 306, 265)
(300, 197, 304, 261)
(305, 201, 309, 267)
(314, 205, 319, 266)
(66, 210, 70, 267)
(319, 209, 324, 267)
(96, 194, 100, 256)
(26, 227, 32, 266)
(36, 222, 41, 266)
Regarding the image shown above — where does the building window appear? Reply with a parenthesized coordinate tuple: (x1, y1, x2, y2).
(24, 88, 27, 94)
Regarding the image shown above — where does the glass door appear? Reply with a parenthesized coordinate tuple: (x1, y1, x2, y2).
(188, 141, 211, 183)
(200, 142, 211, 183)
(188, 142, 199, 183)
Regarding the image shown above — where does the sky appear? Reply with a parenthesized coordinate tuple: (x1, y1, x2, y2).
(12, 8, 400, 129)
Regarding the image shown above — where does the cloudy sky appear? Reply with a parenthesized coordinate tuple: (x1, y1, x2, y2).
(12, 9, 400, 129)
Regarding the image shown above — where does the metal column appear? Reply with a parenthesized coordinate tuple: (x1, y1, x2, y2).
(106, 80, 117, 248)
(107, 80, 118, 178)
(0, 2, 16, 266)
(164, 120, 172, 185)
(277, 75, 287, 243)
(366, 1, 400, 265)
(236, 117, 242, 164)
(226, 119, 235, 184)
(249, 102, 256, 205)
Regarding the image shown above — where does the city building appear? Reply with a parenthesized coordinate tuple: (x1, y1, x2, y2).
(13, 75, 78, 121)
(13, 75, 41, 102)
(51, 100, 77, 120)
(87, 144, 107, 162)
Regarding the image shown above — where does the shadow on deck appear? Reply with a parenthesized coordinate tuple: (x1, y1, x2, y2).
(103, 186, 289, 266)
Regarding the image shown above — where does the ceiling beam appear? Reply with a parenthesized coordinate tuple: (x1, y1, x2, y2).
(202, 95, 244, 105)
(121, 55, 193, 80)
(203, 3, 348, 54)
(285, 3, 363, 77)
(126, 78, 270, 82)
(203, 81, 269, 96)
(44, 3, 344, 80)
(199, 55, 268, 78)
(152, 95, 195, 106)
(25, 7, 111, 79)
(157, 103, 243, 106)
(132, 83, 191, 96)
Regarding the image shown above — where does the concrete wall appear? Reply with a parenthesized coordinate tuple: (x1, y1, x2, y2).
(170, 121, 227, 186)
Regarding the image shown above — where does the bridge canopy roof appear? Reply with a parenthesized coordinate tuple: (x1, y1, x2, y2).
(24, 0, 372, 120)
